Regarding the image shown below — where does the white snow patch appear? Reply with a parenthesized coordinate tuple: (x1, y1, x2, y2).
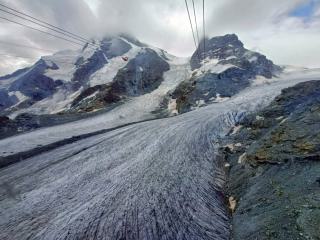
(191, 99, 206, 110)
(79, 91, 99, 103)
(8, 91, 27, 102)
(196, 99, 206, 107)
(280, 118, 288, 125)
(210, 94, 230, 103)
(276, 116, 285, 121)
(202, 57, 219, 66)
(230, 125, 242, 135)
(252, 75, 270, 86)
(210, 64, 236, 74)
(168, 99, 178, 116)
(200, 57, 237, 74)
(238, 153, 247, 164)
(248, 56, 258, 62)
(256, 115, 264, 121)
(226, 56, 237, 61)
(235, 143, 242, 147)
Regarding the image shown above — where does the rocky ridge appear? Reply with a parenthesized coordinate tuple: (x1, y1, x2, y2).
(171, 34, 281, 113)
(220, 80, 320, 240)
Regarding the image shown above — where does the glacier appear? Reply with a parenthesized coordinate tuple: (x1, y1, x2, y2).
(1, 67, 320, 239)
(1, 33, 320, 240)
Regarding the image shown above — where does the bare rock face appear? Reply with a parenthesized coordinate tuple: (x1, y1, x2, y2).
(69, 84, 122, 113)
(0, 90, 17, 112)
(172, 67, 252, 113)
(111, 48, 170, 96)
(221, 80, 320, 240)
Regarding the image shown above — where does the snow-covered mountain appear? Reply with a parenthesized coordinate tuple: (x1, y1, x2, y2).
(0, 34, 281, 117)
(2, 34, 320, 240)
(170, 34, 282, 113)
(0, 34, 171, 115)
(0, 34, 283, 138)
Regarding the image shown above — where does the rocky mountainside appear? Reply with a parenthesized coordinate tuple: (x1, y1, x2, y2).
(0, 34, 281, 139)
(221, 80, 320, 239)
(171, 34, 282, 113)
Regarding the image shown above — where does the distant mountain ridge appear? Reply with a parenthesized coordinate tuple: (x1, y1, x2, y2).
(0, 33, 281, 138)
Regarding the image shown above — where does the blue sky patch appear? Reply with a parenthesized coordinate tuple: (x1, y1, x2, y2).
(290, 0, 317, 18)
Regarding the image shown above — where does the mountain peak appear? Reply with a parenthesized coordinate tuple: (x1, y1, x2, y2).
(207, 33, 243, 49)
(190, 33, 280, 77)
(191, 33, 244, 69)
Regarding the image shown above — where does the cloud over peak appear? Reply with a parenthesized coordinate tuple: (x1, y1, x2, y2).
(0, 0, 320, 75)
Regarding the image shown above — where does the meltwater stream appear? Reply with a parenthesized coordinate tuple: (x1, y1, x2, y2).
(0, 74, 319, 240)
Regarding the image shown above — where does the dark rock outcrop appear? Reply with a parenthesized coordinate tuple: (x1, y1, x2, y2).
(112, 48, 170, 96)
(72, 51, 108, 90)
(69, 84, 122, 113)
(221, 80, 320, 240)
(0, 90, 18, 111)
(173, 67, 252, 113)
(0, 115, 16, 139)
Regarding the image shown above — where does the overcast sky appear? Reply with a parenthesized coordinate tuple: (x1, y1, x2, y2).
(0, 0, 319, 75)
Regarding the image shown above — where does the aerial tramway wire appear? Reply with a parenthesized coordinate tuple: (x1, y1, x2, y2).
(184, 0, 200, 60)
(0, 16, 95, 50)
(191, 0, 200, 46)
(0, 8, 98, 48)
(202, 0, 206, 72)
(0, 2, 97, 47)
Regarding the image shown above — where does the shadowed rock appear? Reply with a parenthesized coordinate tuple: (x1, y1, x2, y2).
(222, 80, 320, 240)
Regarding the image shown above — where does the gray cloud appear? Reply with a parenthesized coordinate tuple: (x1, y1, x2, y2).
(0, 0, 320, 75)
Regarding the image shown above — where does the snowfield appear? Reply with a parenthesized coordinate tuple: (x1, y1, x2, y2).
(0, 67, 320, 239)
